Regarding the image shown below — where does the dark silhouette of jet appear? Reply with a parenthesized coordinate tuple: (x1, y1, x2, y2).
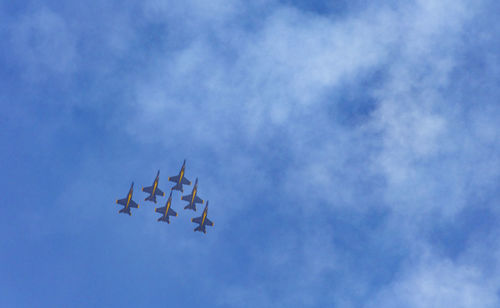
(116, 182, 139, 215)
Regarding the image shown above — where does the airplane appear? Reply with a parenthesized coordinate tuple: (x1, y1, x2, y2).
(116, 182, 139, 215)
(155, 191, 178, 223)
(142, 170, 165, 203)
(181, 177, 204, 211)
(168, 160, 191, 192)
(191, 201, 214, 234)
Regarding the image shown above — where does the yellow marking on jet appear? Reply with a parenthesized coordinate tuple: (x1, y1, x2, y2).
(179, 169, 184, 183)
(201, 211, 207, 227)
(152, 180, 158, 195)
(165, 200, 171, 218)
(191, 188, 197, 204)
(126, 193, 131, 208)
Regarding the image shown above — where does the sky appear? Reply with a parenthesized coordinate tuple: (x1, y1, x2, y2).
(1, 0, 500, 307)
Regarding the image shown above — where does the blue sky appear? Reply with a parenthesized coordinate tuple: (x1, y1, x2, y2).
(1, 0, 500, 307)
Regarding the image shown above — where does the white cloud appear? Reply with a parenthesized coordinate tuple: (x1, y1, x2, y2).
(9, 7, 77, 80)
(368, 255, 499, 308)
(112, 0, 500, 305)
(126, 4, 398, 145)
(21, 0, 499, 306)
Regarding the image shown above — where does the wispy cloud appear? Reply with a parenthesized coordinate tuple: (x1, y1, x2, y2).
(368, 251, 499, 308)
(113, 0, 500, 306)
(9, 7, 77, 80)
(3, 0, 500, 307)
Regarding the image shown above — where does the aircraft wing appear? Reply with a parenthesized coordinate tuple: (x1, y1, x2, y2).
(142, 186, 153, 193)
(155, 188, 165, 196)
(167, 207, 177, 217)
(129, 200, 139, 208)
(205, 218, 213, 226)
(168, 175, 179, 183)
(155, 206, 166, 214)
(194, 196, 203, 204)
(192, 216, 202, 224)
(181, 177, 191, 185)
(181, 194, 192, 202)
(116, 198, 128, 206)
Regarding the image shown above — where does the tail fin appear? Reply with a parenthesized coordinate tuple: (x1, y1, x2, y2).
(184, 204, 196, 211)
(178, 184, 184, 193)
(158, 216, 170, 223)
(194, 226, 202, 232)
(119, 208, 131, 216)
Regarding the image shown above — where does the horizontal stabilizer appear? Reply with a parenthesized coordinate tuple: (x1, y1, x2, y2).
(145, 194, 157, 203)
(171, 183, 183, 193)
(118, 208, 131, 216)
(184, 204, 196, 211)
(158, 216, 170, 223)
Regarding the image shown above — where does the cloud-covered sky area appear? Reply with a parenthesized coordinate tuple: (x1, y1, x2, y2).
(1, 0, 500, 307)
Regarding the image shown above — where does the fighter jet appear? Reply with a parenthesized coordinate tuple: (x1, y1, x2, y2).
(155, 191, 178, 223)
(168, 160, 191, 192)
(191, 201, 214, 234)
(181, 177, 204, 211)
(116, 182, 139, 215)
(142, 170, 165, 203)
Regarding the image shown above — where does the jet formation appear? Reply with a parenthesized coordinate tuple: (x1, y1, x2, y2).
(114, 160, 214, 234)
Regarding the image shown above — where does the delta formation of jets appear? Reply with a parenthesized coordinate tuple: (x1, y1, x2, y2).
(115, 160, 214, 234)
